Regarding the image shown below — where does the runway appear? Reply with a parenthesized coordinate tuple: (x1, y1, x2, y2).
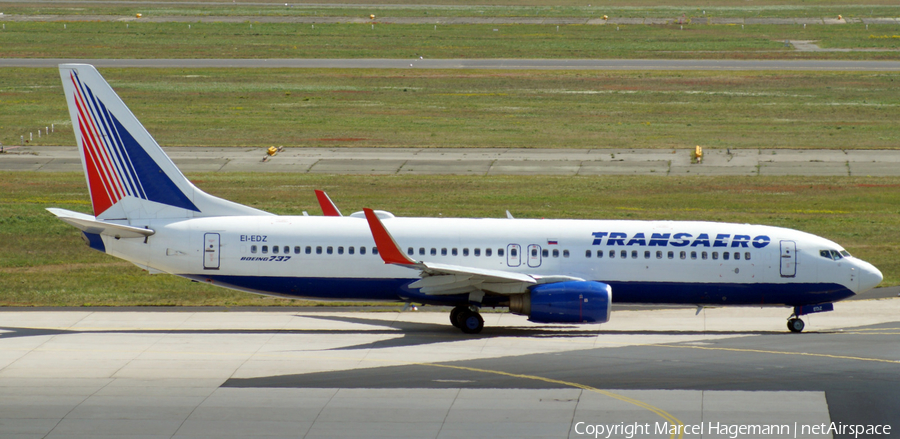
(1, 299, 898, 438)
(3, 58, 900, 71)
(7, 146, 900, 176)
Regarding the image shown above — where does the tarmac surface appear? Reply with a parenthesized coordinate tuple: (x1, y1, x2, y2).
(6, 145, 900, 176)
(1, 298, 898, 438)
(4, 58, 900, 71)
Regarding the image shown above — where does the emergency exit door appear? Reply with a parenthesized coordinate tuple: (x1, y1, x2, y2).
(204, 233, 220, 270)
(780, 240, 796, 278)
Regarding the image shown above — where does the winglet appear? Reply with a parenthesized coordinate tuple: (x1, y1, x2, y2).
(315, 190, 342, 217)
(363, 208, 417, 265)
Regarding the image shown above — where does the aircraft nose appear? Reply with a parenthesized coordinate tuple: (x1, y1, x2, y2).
(856, 260, 883, 293)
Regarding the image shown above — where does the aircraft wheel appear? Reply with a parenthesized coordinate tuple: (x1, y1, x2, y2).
(449, 306, 466, 328)
(787, 318, 805, 333)
(457, 309, 484, 334)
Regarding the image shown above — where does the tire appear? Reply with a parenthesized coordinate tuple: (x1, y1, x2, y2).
(457, 310, 484, 334)
(787, 318, 805, 333)
(449, 306, 466, 328)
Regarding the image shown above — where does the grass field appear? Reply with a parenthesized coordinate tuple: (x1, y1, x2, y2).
(1, 172, 898, 306)
(2, 21, 899, 60)
(3, 68, 899, 150)
(2, 2, 900, 19)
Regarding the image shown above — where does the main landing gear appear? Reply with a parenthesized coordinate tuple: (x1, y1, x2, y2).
(450, 305, 484, 334)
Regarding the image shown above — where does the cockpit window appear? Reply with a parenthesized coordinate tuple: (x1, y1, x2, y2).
(840, 250, 851, 257)
(821, 249, 846, 260)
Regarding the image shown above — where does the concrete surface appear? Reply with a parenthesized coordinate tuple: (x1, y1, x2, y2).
(0, 299, 898, 438)
(6, 146, 900, 176)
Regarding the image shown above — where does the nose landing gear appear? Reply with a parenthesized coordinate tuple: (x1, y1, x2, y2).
(787, 317, 805, 333)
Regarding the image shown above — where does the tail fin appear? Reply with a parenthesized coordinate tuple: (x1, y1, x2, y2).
(59, 64, 270, 220)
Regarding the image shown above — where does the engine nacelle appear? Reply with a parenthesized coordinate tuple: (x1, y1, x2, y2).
(509, 281, 612, 324)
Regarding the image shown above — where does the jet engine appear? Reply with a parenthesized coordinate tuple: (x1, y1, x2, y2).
(509, 281, 612, 324)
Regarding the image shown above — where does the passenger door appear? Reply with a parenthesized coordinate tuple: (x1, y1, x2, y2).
(203, 233, 221, 270)
(780, 240, 796, 278)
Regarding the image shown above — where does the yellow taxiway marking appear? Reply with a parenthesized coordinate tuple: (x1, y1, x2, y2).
(418, 362, 685, 439)
(652, 344, 900, 365)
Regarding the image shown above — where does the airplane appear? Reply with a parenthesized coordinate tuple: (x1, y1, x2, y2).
(48, 64, 883, 334)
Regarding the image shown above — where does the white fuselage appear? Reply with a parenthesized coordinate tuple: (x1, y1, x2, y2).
(98, 215, 881, 308)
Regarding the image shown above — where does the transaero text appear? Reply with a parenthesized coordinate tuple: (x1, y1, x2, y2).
(592, 232, 771, 249)
(573, 421, 891, 439)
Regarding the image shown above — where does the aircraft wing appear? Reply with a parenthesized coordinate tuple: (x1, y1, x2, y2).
(363, 208, 582, 295)
(47, 208, 155, 238)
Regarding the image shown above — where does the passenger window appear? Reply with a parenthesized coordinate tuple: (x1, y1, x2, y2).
(283, 246, 289, 254)
(621, 250, 627, 259)
(498, 248, 504, 257)
(316, 246, 322, 255)
(552, 249, 559, 258)
(305, 246, 312, 254)
(486, 248, 492, 257)
(327, 246, 333, 255)
(723, 252, 729, 260)
(597, 250, 604, 258)
(667, 251, 674, 259)
(294, 246, 300, 254)
(702, 251, 708, 260)
(463, 248, 469, 256)
(373, 247, 378, 255)
(338, 246, 344, 255)
(712, 252, 718, 260)
(691, 251, 697, 260)
(273, 246, 279, 254)
(408, 247, 414, 256)
(563, 250, 569, 258)
(656, 250, 662, 259)
(251, 245, 257, 254)
(419, 248, 425, 256)
(349, 246, 355, 255)
(610, 250, 615, 258)
(680, 251, 686, 260)
(441, 248, 448, 256)
(586, 250, 592, 258)
(734, 252, 740, 260)
(262, 245, 268, 254)
(631, 250, 637, 259)
(542, 249, 548, 258)
(474, 248, 481, 257)
(745, 252, 751, 260)
(360, 246, 366, 255)
(431, 248, 437, 256)
(644, 250, 650, 259)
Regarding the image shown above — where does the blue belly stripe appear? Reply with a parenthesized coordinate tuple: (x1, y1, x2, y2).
(181, 274, 854, 308)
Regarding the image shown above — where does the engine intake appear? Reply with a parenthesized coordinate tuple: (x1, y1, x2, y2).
(509, 281, 612, 324)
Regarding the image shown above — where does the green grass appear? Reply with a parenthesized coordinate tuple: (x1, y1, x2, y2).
(1, 22, 899, 60)
(3, 68, 899, 150)
(2, 172, 899, 306)
(2, 2, 900, 19)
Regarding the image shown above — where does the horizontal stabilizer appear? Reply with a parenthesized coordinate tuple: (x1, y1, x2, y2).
(47, 208, 154, 238)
